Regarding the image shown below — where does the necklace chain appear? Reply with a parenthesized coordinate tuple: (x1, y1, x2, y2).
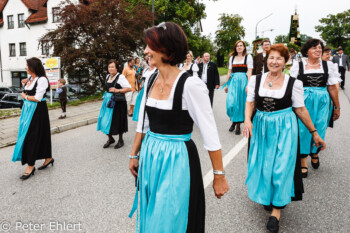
(267, 73, 283, 87)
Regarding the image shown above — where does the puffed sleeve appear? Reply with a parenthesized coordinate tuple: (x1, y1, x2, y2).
(34, 77, 49, 101)
(117, 74, 132, 88)
(289, 60, 300, 78)
(136, 75, 154, 133)
(326, 61, 342, 85)
(247, 54, 253, 69)
(246, 75, 257, 102)
(192, 63, 199, 77)
(292, 79, 305, 108)
(228, 56, 233, 69)
(183, 77, 222, 151)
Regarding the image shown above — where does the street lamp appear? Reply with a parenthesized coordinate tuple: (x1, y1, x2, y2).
(259, 29, 274, 38)
(152, 0, 155, 25)
(255, 13, 273, 39)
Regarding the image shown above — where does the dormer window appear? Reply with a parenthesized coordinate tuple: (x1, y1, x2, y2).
(7, 15, 14, 29)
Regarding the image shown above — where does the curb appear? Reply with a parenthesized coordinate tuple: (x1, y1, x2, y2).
(0, 117, 98, 149)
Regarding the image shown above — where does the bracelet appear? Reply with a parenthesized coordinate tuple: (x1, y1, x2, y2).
(25, 95, 28, 100)
(213, 170, 225, 175)
(334, 106, 341, 110)
(129, 155, 139, 159)
(310, 129, 317, 134)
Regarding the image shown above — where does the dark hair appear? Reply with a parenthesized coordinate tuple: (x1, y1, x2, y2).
(261, 39, 271, 45)
(301, 38, 324, 57)
(26, 57, 47, 77)
(127, 57, 134, 63)
(108, 59, 120, 71)
(144, 22, 188, 66)
(229, 40, 247, 57)
(267, 44, 290, 63)
(323, 46, 331, 54)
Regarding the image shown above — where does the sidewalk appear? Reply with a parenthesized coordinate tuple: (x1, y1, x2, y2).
(0, 100, 102, 148)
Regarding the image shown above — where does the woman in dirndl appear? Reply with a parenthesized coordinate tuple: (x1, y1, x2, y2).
(97, 59, 131, 149)
(128, 22, 229, 233)
(12, 57, 53, 180)
(243, 44, 326, 233)
(132, 59, 158, 122)
(178, 50, 200, 78)
(224, 40, 253, 135)
(290, 39, 341, 178)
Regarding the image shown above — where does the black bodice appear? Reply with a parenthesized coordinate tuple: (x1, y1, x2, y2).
(24, 77, 50, 97)
(142, 72, 194, 135)
(105, 74, 123, 93)
(231, 55, 248, 73)
(255, 74, 296, 112)
(296, 60, 328, 87)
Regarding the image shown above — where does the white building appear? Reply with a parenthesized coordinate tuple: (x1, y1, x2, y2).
(0, 0, 78, 87)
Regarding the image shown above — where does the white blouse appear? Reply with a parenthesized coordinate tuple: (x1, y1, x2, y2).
(179, 63, 199, 77)
(106, 73, 131, 88)
(228, 54, 254, 69)
(24, 77, 49, 101)
(136, 71, 221, 151)
(289, 58, 341, 85)
(247, 73, 305, 108)
(142, 68, 157, 79)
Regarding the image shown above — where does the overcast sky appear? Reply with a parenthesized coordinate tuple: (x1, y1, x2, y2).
(201, 0, 349, 44)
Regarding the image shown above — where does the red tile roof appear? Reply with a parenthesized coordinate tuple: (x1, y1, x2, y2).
(0, 0, 48, 27)
(0, 0, 9, 27)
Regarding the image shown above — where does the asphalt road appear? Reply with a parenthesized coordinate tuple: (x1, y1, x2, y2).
(1, 73, 349, 233)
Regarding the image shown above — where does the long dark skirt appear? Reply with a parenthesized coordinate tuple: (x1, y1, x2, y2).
(22, 101, 52, 166)
(109, 100, 128, 135)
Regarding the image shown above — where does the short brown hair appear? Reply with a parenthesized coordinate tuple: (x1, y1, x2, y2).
(323, 46, 331, 54)
(261, 39, 271, 45)
(108, 59, 120, 70)
(144, 22, 188, 66)
(266, 44, 290, 62)
(301, 38, 324, 57)
(229, 40, 247, 57)
(59, 78, 66, 85)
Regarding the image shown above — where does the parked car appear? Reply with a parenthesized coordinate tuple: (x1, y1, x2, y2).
(0, 93, 23, 109)
(45, 89, 79, 102)
(0, 86, 23, 99)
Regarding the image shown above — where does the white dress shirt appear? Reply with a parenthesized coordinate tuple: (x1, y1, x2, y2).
(201, 62, 209, 83)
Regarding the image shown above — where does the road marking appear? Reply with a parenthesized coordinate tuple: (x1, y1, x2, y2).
(203, 137, 248, 188)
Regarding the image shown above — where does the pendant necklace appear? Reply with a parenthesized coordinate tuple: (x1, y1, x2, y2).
(268, 74, 282, 87)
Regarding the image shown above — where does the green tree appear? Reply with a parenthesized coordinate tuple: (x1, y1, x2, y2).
(128, 0, 217, 57)
(215, 13, 245, 67)
(274, 33, 311, 46)
(315, 9, 350, 54)
(40, 0, 152, 91)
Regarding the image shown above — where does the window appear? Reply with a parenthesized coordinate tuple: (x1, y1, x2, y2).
(8, 95, 18, 102)
(41, 42, 50, 56)
(7, 15, 14, 29)
(9, 44, 16, 57)
(19, 43, 27, 56)
(52, 7, 60, 23)
(18, 14, 25, 28)
(11, 72, 28, 87)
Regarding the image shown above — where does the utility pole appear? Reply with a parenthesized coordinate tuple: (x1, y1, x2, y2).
(152, 0, 155, 25)
(255, 13, 273, 39)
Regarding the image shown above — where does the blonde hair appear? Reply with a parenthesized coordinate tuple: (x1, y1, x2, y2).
(59, 78, 66, 85)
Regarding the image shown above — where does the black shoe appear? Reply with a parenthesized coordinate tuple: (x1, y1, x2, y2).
(103, 139, 115, 148)
(114, 140, 124, 149)
(264, 205, 273, 211)
(229, 123, 236, 132)
(20, 167, 35, 180)
(301, 166, 308, 178)
(341, 86, 344, 90)
(266, 216, 279, 233)
(38, 159, 54, 170)
(235, 127, 241, 135)
(311, 155, 320, 169)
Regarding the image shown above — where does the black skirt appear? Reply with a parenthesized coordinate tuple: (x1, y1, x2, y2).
(109, 100, 128, 135)
(22, 101, 52, 166)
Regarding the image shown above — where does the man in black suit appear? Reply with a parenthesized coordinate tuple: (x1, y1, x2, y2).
(332, 47, 350, 89)
(252, 39, 270, 75)
(197, 52, 220, 106)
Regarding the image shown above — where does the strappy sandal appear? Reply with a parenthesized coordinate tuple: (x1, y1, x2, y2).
(311, 155, 320, 169)
(301, 167, 308, 178)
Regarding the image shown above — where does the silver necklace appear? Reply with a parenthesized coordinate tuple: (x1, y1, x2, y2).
(267, 73, 282, 87)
